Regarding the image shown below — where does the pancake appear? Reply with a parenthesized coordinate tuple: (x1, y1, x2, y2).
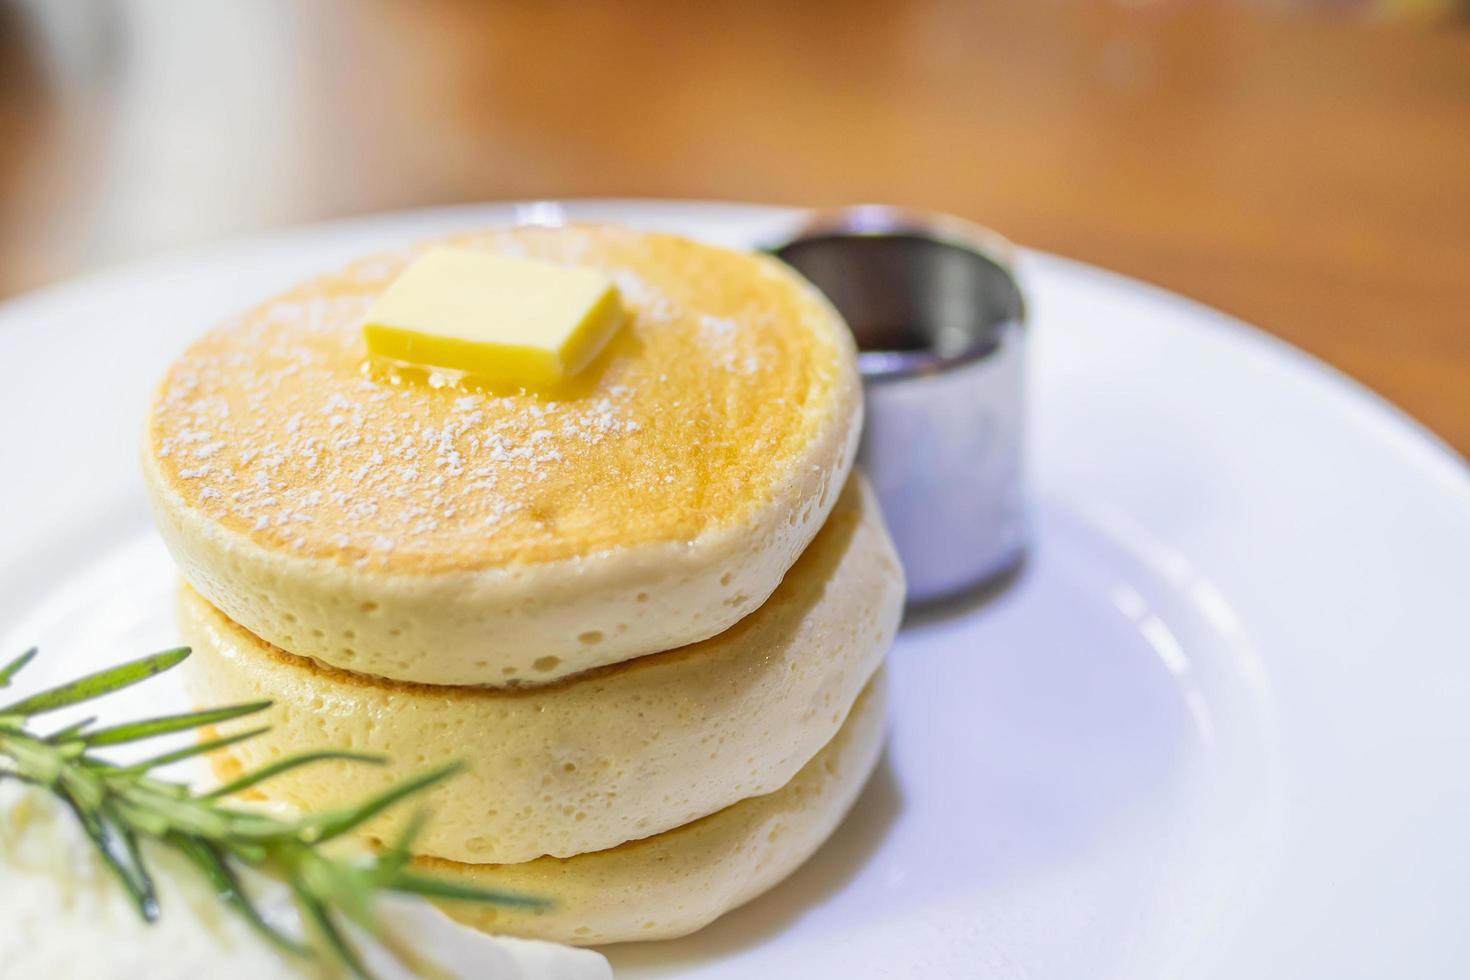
(182, 477, 903, 865)
(420, 672, 887, 946)
(146, 224, 862, 686)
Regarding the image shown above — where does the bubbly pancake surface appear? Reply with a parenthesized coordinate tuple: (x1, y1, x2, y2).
(148, 225, 853, 573)
(419, 672, 887, 946)
(182, 477, 903, 865)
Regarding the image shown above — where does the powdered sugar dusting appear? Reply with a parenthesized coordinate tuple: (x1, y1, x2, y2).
(149, 227, 832, 572)
(157, 333, 642, 565)
(699, 313, 762, 374)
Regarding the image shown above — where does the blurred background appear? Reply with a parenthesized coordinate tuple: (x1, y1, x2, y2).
(2, 0, 1467, 450)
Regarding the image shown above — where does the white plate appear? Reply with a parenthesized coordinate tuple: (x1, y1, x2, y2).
(2, 201, 1468, 980)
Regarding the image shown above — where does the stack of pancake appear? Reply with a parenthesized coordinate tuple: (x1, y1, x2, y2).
(142, 225, 904, 944)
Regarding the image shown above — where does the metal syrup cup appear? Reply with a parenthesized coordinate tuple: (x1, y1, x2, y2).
(769, 206, 1028, 603)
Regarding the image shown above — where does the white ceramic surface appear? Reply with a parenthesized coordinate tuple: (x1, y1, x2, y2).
(1, 201, 1467, 980)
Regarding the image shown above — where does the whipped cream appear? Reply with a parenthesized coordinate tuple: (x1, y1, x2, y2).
(0, 784, 610, 980)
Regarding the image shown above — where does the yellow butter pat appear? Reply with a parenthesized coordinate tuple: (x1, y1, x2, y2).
(362, 247, 626, 388)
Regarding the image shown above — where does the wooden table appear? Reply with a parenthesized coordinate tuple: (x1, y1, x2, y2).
(2, 1, 1468, 452)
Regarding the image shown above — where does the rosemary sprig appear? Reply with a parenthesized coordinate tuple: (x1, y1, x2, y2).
(0, 646, 548, 979)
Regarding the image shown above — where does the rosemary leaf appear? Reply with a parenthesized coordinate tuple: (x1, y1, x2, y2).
(379, 807, 431, 876)
(293, 881, 372, 980)
(113, 726, 271, 775)
(0, 648, 190, 718)
(114, 814, 161, 921)
(385, 872, 551, 910)
(58, 791, 158, 922)
(204, 750, 387, 800)
(113, 781, 240, 839)
(0, 647, 547, 979)
(171, 833, 308, 958)
(84, 701, 273, 748)
(299, 849, 378, 938)
(45, 716, 97, 742)
(0, 647, 38, 688)
(300, 762, 463, 845)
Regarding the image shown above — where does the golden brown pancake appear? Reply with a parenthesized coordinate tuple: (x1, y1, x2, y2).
(182, 476, 902, 865)
(145, 224, 861, 686)
(423, 672, 887, 946)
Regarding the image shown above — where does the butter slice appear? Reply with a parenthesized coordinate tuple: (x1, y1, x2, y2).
(363, 247, 626, 388)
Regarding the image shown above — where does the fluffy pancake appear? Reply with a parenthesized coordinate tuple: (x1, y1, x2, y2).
(413, 671, 884, 946)
(146, 224, 862, 686)
(182, 477, 903, 865)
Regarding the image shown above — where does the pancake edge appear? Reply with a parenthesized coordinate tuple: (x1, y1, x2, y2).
(416, 670, 889, 946)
